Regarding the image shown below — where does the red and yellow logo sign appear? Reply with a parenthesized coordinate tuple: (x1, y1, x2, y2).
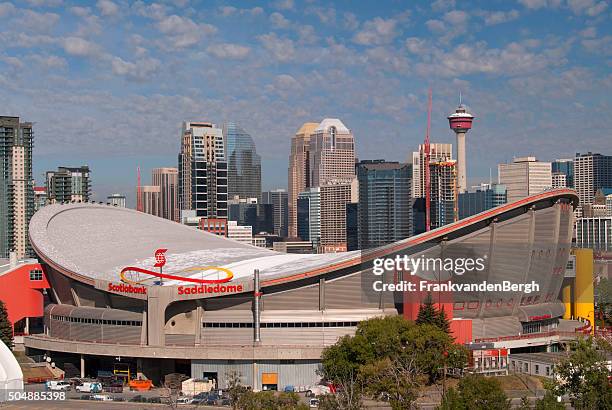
(120, 265, 234, 285)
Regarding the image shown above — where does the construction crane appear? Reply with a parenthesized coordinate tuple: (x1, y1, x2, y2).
(425, 88, 432, 232)
(136, 166, 142, 212)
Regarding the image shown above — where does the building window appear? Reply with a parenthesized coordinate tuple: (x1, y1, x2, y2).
(29, 269, 43, 281)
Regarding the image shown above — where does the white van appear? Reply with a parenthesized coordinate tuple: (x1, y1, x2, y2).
(45, 380, 71, 391)
(76, 381, 103, 393)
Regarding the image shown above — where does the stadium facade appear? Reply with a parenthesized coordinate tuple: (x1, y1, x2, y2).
(23, 189, 581, 389)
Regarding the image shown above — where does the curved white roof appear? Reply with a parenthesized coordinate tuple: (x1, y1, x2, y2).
(0, 339, 23, 399)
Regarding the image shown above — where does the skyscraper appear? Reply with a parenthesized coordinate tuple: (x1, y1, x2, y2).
(574, 152, 612, 206)
(178, 122, 228, 219)
(288, 122, 318, 237)
(262, 189, 289, 237)
(107, 193, 126, 208)
(411, 143, 453, 199)
(152, 167, 179, 222)
(228, 199, 274, 235)
(319, 178, 358, 252)
(0, 116, 34, 259)
(309, 119, 355, 188)
(297, 187, 320, 244)
(223, 122, 261, 201)
(139, 185, 161, 217)
(45, 166, 91, 204)
(430, 159, 457, 229)
(498, 157, 552, 203)
(552, 159, 574, 188)
(357, 160, 412, 250)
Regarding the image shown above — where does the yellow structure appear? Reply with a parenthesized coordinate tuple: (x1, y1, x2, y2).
(574, 248, 595, 333)
(562, 284, 572, 320)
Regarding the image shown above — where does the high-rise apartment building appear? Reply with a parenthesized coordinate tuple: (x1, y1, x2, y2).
(139, 185, 161, 217)
(309, 119, 355, 188)
(356, 160, 412, 250)
(552, 159, 573, 188)
(288, 122, 318, 237)
(152, 167, 179, 222)
(34, 186, 47, 211)
(319, 178, 358, 251)
(430, 159, 457, 229)
(228, 198, 274, 235)
(227, 221, 253, 245)
(107, 193, 126, 208)
(552, 173, 567, 189)
(458, 183, 507, 219)
(223, 122, 261, 201)
(297, 187, 320, 244)
(0, 116, 34, 259)
(498, 157, 552, 203)
(411, 143, 453, 199)
(178, 122, 228, 218)
(262, 189, 289, 237)
(574, 152, 612, 206)
(575, 217, 611, 251)
(45, 166, 91, 204)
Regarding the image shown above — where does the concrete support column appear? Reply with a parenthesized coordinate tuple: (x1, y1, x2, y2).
(24, 317, 29, 335)
(146, 287, 172, 347)
(80, 354, 85, 378)
(195, 303, 204, 346)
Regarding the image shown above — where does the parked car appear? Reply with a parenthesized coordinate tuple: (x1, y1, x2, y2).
(176, 397, 193, 405)
(129, 394, 146, 402)
(91, 394, 113, 401)
(45, 380, 71, 391)
(309, 398, 320, 408)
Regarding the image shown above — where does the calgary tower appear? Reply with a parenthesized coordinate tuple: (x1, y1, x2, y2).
(448, 96, 474, 193)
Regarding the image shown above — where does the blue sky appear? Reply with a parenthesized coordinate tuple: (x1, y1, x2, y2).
(1, 0, 610, 205)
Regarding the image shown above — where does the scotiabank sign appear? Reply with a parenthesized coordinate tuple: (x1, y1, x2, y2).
(108, 282, 147, 295)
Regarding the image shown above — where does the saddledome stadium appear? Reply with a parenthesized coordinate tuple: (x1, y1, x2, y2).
(24, 188, 579, 389)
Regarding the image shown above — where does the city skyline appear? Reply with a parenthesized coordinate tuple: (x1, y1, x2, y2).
(0, 0, 610, 205)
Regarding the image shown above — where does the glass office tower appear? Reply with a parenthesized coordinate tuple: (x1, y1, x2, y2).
(223, 122, 262, 202)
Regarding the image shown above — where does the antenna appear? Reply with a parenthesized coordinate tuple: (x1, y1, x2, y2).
(459, 91, 462, 106)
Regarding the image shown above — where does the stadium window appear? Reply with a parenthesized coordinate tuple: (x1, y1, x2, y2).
(29, 270, 43, 281)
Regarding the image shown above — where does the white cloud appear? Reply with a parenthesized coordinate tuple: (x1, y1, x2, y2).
(270, 12, 290, 29)
(257, 33, 295, 62)
(481, 9, 520, 25)
(206, 43, 251, 60)
(353, 17, 399, 46)
(297, 25, 317, 45)
(23, 0, 62, 6)
(582, 35, 612, 56)
(69, 6, 90, 17)
(111, 56, 160, 81)
(567, 0, 608, 16)
(156, 15, 216, 49)
(62, 37, 101, 57)
(274, 0, 294, 10)
(219, 6, 263, 17)
(579, 26, 597, 37)
(21, 10, 60, 33)
(431, 0, 456, 12)
(518, 0, 562, 9)
(0, 2, 15, 17)
(307, 6, 336, 24)
(29, 54, 67, 69)
(443, 10, 469, 25)
(1, 55, 23, 68)
(97, 0, 119, 17)
(426, 19, 445, 34)
(343, 12, 359, 31)
(405, 37, 428, 54)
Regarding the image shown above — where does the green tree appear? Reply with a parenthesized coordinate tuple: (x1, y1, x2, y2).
(437, 375, 511, 410)
(225, 370, 248, 410)
(547, 337, 612, 410)
(534, 391, 565, 410)
(436, 306, 451, 334)
(416, 292, 438, 327)
(0, 300, 13, 349)
(595, 277, 612, 325)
